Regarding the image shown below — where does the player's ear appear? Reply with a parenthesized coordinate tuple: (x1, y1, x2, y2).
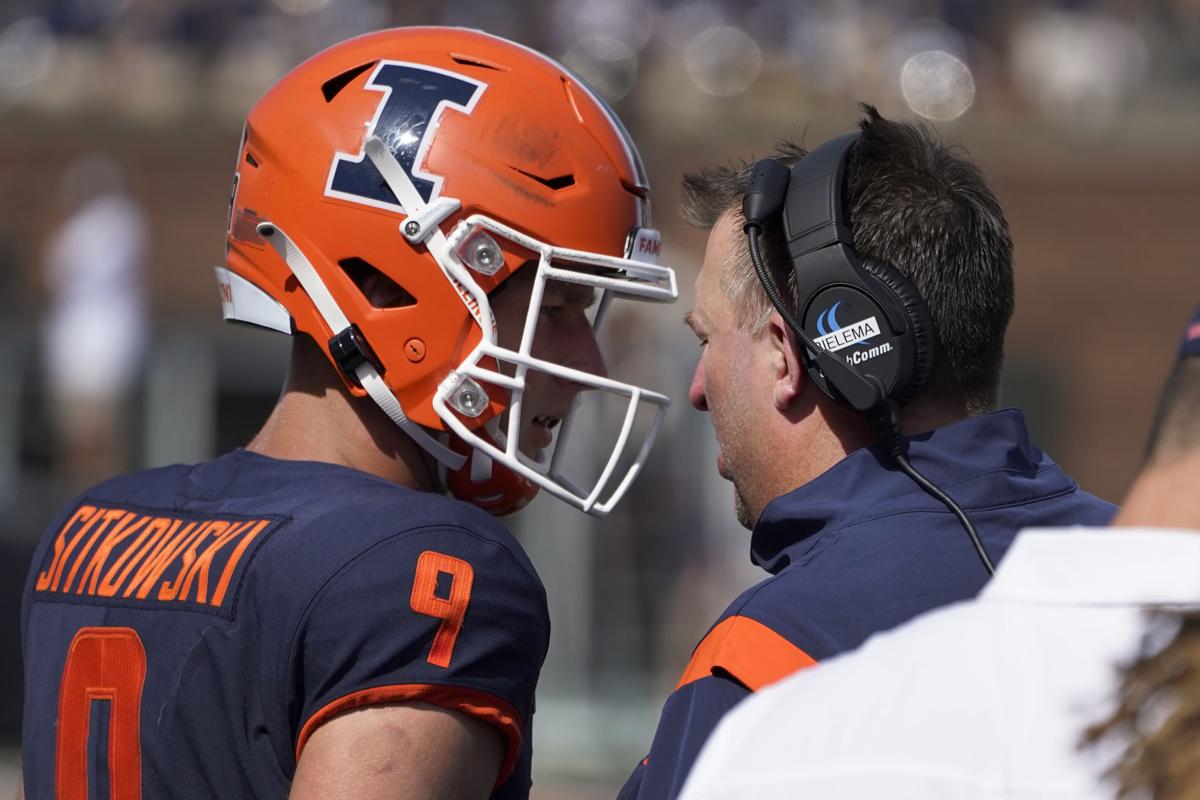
(765, 311, 805, 412)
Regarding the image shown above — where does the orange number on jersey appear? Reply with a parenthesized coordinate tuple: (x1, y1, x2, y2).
(57, 627, 146, 800)
(409, 551, 474, 668)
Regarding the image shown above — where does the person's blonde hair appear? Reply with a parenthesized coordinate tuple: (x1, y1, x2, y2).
(1085, 611, 1200, 799)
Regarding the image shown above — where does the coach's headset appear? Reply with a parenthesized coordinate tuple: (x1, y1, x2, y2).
(742, 133, 996, 575)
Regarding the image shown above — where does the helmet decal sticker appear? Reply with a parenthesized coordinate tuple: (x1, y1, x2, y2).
(326, 61, 487, 211)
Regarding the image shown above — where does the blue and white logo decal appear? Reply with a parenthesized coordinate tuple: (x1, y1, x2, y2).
(814, 301, 879, 353)
(326, 61, 487, 212)
(814, 301, 896, 365)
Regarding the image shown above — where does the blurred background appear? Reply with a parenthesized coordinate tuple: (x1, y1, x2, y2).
(1, 0, 1198, 796)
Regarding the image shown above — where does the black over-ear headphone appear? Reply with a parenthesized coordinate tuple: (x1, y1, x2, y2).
(777, 134, 934, 407)
(742, 132, 995, 575)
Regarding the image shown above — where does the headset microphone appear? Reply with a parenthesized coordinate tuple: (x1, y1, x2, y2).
(741, 139, 996, 576)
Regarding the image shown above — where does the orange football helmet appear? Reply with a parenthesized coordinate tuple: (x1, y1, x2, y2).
(217, 27, 677, 516)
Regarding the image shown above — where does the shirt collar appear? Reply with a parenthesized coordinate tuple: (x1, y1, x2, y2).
(982, 526, 1200, 606)
(750, 409, 1061, 573)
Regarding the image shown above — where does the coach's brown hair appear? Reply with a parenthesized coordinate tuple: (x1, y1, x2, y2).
(680, 104, 1014, 414)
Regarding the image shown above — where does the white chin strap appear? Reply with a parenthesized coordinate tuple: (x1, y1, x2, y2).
(257, 221, 466, 471)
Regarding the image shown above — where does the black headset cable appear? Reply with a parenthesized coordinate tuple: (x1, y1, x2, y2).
(867, 402, 996, 575)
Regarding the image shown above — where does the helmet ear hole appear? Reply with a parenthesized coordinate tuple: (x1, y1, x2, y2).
(338, 257, 417, 309)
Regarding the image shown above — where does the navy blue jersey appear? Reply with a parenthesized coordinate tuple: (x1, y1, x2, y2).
(21, 450, 549, 799)
(620, 410, 1116, 800)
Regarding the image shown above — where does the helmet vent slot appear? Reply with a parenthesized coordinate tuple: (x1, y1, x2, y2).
(450, 53, 507, 71)
(338, 257, 417, 309)
(321, 61, 376, 102)
(511, 167, 576, 191)
(244, 151, 259, 168)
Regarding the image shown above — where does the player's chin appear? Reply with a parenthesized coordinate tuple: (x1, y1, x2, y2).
(518, 419, 555, 457)
(517, 442, 549, 461)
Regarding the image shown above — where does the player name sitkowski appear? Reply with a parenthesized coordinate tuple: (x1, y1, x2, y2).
(35, 503, 277, 611)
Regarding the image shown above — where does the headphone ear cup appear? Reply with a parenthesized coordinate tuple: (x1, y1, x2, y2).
(858, 257, 935, 405)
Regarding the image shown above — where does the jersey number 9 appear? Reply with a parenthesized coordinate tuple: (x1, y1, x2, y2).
(409, 550, 474, 668)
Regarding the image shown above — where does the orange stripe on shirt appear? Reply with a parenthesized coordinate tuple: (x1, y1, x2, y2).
(295, 684, 524, 788)
(676, 615, 817, 692)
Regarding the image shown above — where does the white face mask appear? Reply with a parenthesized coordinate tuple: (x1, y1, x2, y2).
(434, 214, 676, 517)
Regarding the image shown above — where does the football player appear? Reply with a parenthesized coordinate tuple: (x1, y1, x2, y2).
(21, 27, 675, 800)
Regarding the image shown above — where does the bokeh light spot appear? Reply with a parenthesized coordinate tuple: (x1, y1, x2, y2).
(0, 16, 57, 109)
(563, 37, 639, 102)
(685, 26, 762, 97)
(900, 50, 975, 121)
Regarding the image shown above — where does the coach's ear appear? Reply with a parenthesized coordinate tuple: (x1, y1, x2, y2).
(766, 312, 805, 412)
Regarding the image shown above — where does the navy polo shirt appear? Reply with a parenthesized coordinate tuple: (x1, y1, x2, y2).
(619, 409, 1115, 800)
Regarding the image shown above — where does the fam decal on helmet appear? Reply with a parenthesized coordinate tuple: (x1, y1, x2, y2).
(326, 61, 487, 211)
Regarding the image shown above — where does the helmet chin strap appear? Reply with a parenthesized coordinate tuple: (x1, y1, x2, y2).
(257, 221, 466, 471)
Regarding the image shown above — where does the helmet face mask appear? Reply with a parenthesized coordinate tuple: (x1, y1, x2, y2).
(219, 27, 677, 516)
(435, 214, 675, 516)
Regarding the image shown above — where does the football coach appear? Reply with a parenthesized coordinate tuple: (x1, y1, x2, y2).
(618, 104, 1116, 799)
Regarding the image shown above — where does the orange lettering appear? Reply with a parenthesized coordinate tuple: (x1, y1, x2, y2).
(155, 521, 215, 601)
(122, 520, 201, 600)
(61, 509, 129, 594)
(100, 516, 182, 597)
(209, 520, 270, 607)
(173, 521, 237, 605)
(37, 507, 272, 610)
(118, 519, 176, 598)
(75, 514, 150, 596)
(36, 506, 96, 592)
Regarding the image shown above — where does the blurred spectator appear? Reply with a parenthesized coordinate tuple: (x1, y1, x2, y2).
(41, 153, 148, 491)
(1010, 7, 1149, 131)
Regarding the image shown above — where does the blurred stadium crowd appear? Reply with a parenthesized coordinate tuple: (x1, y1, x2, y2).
(1, 0, 1199, 796)
(2, 0, 1200, 127)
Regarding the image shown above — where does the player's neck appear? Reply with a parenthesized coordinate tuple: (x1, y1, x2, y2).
(246, 339, 438, 493)
(1114, 450, 1200, 530)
